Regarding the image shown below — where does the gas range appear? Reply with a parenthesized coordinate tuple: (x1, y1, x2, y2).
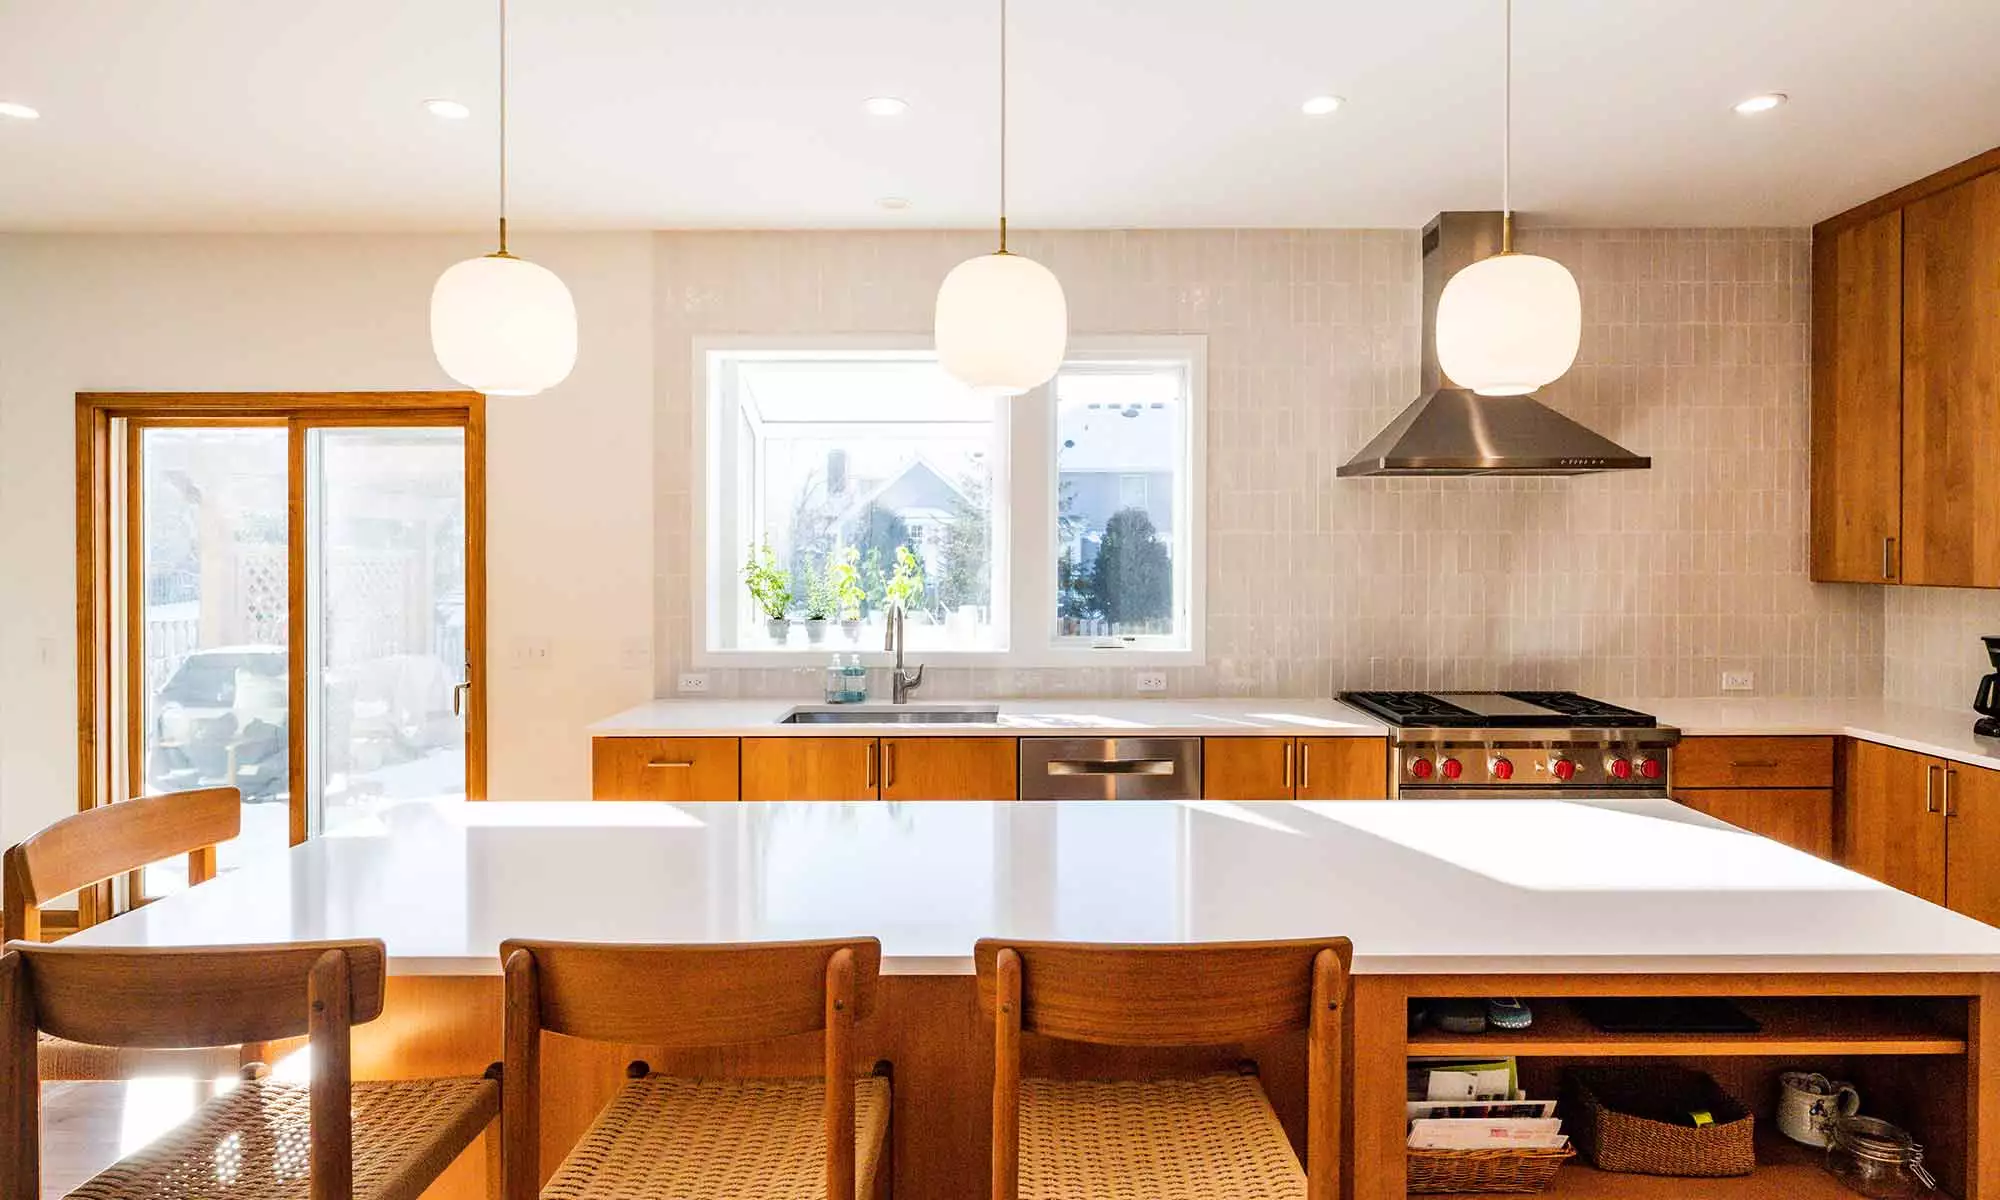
(1337, 690, 1681, 799)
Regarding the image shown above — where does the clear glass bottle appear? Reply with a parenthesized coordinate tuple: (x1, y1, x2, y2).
(1825, 1116, 1938, 1198)
(823, 654, 847, 704)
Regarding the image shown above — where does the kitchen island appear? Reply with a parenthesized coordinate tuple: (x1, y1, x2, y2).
(66, 797, 2000, 1199)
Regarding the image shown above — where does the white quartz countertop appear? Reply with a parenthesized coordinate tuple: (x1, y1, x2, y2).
(589, 697, 1389, 738)
(65, 797, 2000, 978)
(1624, 696, 2000, 772)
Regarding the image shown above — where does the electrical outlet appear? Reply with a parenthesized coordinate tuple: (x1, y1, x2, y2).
(1721, 671, 1755, 692)
(677, 672, 711, 694)
(1135, 671, 1168, 694)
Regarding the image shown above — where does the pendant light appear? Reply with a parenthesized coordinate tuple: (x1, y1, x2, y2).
(934, 0, 1067, 397)
(431, 0, 577, 397)
(1434, 0, 1581, 397)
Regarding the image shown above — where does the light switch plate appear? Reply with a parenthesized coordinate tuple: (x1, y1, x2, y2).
(1135, 671, 1168, 694)
(677, 672, 711, 694)
(514, 637, 553, 669)
(1721, 671, 1754, 692)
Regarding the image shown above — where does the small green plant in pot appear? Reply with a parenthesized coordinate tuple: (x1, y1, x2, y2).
(802, 568, 836, 645)
(827, 547, 865, 640)
(884, 544, 926, 616)
(742, 539, 793, 643)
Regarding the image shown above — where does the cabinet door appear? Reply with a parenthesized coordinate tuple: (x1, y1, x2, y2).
(1296, 738, 1390, 800)
(880, 737, 1018, 802)
(1840, 741, 1947, 904)
(740, 737, 879, 802)
(1945, 761, 2000, 925)
(1674, 789, 1833, 859)
(1903, 173, 2000, 587)
(1811, 210, 1905, 582)
(1202, 738, 1296, 800)
(590, 737, 740, 801)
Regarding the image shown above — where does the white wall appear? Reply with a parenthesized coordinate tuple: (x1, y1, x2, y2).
(0, 233, 657, 845)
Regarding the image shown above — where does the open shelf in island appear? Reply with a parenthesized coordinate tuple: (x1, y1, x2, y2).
(1420, 1136, 1862, 1199)
(1407, 996, 1968, 1057)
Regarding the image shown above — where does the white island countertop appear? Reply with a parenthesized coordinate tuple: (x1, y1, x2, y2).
(66, 797, 2000, 978)
(589, 697, 1389, 738)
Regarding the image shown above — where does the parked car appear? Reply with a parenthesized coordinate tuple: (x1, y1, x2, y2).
(148, 645, 289, 802)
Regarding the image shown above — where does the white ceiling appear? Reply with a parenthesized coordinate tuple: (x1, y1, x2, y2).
(3, 1, 1999, 232)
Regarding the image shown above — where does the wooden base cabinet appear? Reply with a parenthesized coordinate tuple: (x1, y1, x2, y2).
(879, 737, 1016, 802)
(1671, 737, 1837, 859)
(738, 736, 1020, 802)
(1840, 740, 2000, 923)
(1202, 737, 1389, 801)
(1675, 790, 1834, 859)
(590, 737, 740, 801)
(740, 737, 881, 801)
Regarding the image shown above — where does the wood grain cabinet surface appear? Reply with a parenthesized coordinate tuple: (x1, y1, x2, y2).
(1810, 209, 1904, 583)
(1674, 789, 1834, 860)
(879, 737, 1017, 802)
(739, 737, 882, 802)
(1203, 737, 1389, 800)
(590, 737, 740, 801)
(1832, 739, 2000, 918)
(1672, 736, 1837, 860)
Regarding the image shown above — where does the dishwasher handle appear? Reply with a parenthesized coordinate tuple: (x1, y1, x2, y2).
(1045, 759, 1177, 777)
(1019, 737, 1202, 800)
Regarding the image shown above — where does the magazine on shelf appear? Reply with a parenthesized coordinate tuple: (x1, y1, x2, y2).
(1406, 1098, 1558, 1121)
(1408, 1118, 1569, 1151)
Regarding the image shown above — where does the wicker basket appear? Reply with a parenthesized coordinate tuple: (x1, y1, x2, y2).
(1564, 1066, 1755, 1177)
(1407, 1145, 1575, 1193)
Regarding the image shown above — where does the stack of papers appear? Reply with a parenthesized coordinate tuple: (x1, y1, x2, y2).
(1407, 1057, 1568, 1151)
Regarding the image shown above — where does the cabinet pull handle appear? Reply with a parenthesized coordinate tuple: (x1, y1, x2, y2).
(884, 742, 896, 790)
(1729, 759, 1780, 770)
(866, 742, 878, 790)
(1883, 535, 1897, 581)
(645, 760, 693, 769)
(1283, 742, 1294, 790)
(1046, 760, 1176, 776)
(1945, 767, 1957, 818)
(1925, 763, 1940, 815)
(1300, 743, 1312, 792)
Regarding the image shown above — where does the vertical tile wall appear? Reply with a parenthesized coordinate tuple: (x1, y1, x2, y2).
(1885, 588, 2000, 709)
(654, 227, 1883, 701)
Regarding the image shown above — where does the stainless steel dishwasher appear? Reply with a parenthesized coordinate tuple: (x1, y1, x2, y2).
(1018, 737, 1203, 800)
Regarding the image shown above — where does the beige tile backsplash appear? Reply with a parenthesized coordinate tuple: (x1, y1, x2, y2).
(1885, 588, 2000, 710)
(654, 227, 1886, 702)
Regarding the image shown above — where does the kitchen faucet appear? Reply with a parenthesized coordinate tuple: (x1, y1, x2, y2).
(886, 603, 924, 704)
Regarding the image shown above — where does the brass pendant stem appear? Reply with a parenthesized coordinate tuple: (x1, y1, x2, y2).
(998, 215, 1008, 254)
(1501, 211, 1514, 255)
(498, 215, 508, 255)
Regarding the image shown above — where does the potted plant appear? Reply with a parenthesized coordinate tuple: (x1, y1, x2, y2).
(742, 539, 793, 644)
(828, 547, 865, 640)
(884, 544, 926, 616)
(802, 569, 835, 644)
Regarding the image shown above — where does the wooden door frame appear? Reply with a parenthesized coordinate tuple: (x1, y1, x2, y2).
(76, 392, 488, 858)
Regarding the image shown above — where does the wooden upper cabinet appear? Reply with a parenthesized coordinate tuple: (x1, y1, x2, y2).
(1840, 740, 1947, 905)
(880, 737, 1017, 802)
(1902, 172, 2000, 587)
(1295, 738, 1389, 800)
(1810, 209, 1904, 583)
(1202, 738, 1296, 801)
(591, 737, 740, 801)
(740, 737, 880, 802)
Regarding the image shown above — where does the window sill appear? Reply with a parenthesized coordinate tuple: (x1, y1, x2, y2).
(692, 646, 1204, 670)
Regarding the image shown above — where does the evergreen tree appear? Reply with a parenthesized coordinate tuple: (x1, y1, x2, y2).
(1088, 507, 1172, 629)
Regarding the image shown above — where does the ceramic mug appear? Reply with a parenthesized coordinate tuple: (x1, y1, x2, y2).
(1778, 1070, 1862, 1147)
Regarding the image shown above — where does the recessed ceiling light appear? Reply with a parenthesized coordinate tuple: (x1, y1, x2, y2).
(877, 196, 912, 210)
(863, 96, 910, 117)
(1733, 92, 1787, 115)
(424, 98, 472, 120)
(0, 101, 40, 120)
(1301, 95, 1344, 117)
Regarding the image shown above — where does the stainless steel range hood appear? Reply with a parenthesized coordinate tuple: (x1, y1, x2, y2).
(1338, 212, 1650, 477)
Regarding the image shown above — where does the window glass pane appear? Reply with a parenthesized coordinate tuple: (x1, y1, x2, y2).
(716, 355, 1004, 652)
(1055, 365, 1188, 644)
(138, 427, 291, 889)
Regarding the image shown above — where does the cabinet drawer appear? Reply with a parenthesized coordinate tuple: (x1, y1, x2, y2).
(591, 737, 740, 801)
(1673, 737, 1835, 789)
(1672, 788, 1834, 859)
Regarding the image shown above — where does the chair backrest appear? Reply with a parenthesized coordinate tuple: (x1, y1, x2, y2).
(500, 938, 880, 1200)
(975, 937, 1352, 1200)
(2, 787, 240, 943)
(0, 939, 385, 1200)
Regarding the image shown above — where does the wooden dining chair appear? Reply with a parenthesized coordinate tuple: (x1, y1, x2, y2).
(974, 937, 1352, 1200)
(501, 937, 891, 1200)
(2, 787, 252, 1080)
(0, 939, 500, 1200)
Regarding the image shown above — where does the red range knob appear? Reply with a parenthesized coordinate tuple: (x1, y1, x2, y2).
(1440, 757, 1463, 781)
(1409, 757, 1435, 781)
(1491, 756, 1515, 780)
(1608, 757, 1633, 780)
(1552, 758, 1578, 782)
(1639, 757, 1664, 780)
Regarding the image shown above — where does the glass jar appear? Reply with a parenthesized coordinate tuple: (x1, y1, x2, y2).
(1825, 1116, 1938, 1198)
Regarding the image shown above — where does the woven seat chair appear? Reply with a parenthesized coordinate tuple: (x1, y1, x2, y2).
(501, 937, 890, 1200)
(0, 939, 500, 1200)
(974, 937, 1353, 1200)
(3, 787, 251, 1081)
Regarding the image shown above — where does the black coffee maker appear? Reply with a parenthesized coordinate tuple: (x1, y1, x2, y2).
(1978, 636, 2000, 739)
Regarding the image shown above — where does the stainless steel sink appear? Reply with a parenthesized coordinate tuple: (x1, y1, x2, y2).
(780, 706, 1002, 725)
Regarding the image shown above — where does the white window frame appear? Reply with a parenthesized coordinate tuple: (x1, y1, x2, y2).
(691, 334, 1205, 668)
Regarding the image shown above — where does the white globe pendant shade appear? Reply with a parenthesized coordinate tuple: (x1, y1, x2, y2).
(1435, 251, 1582, 396)
(934, 251, 1068, 396)
(430, 253, 578, 396)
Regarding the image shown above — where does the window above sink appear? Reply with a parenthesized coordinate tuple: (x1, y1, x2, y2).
(693, 336, 1207, 668)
